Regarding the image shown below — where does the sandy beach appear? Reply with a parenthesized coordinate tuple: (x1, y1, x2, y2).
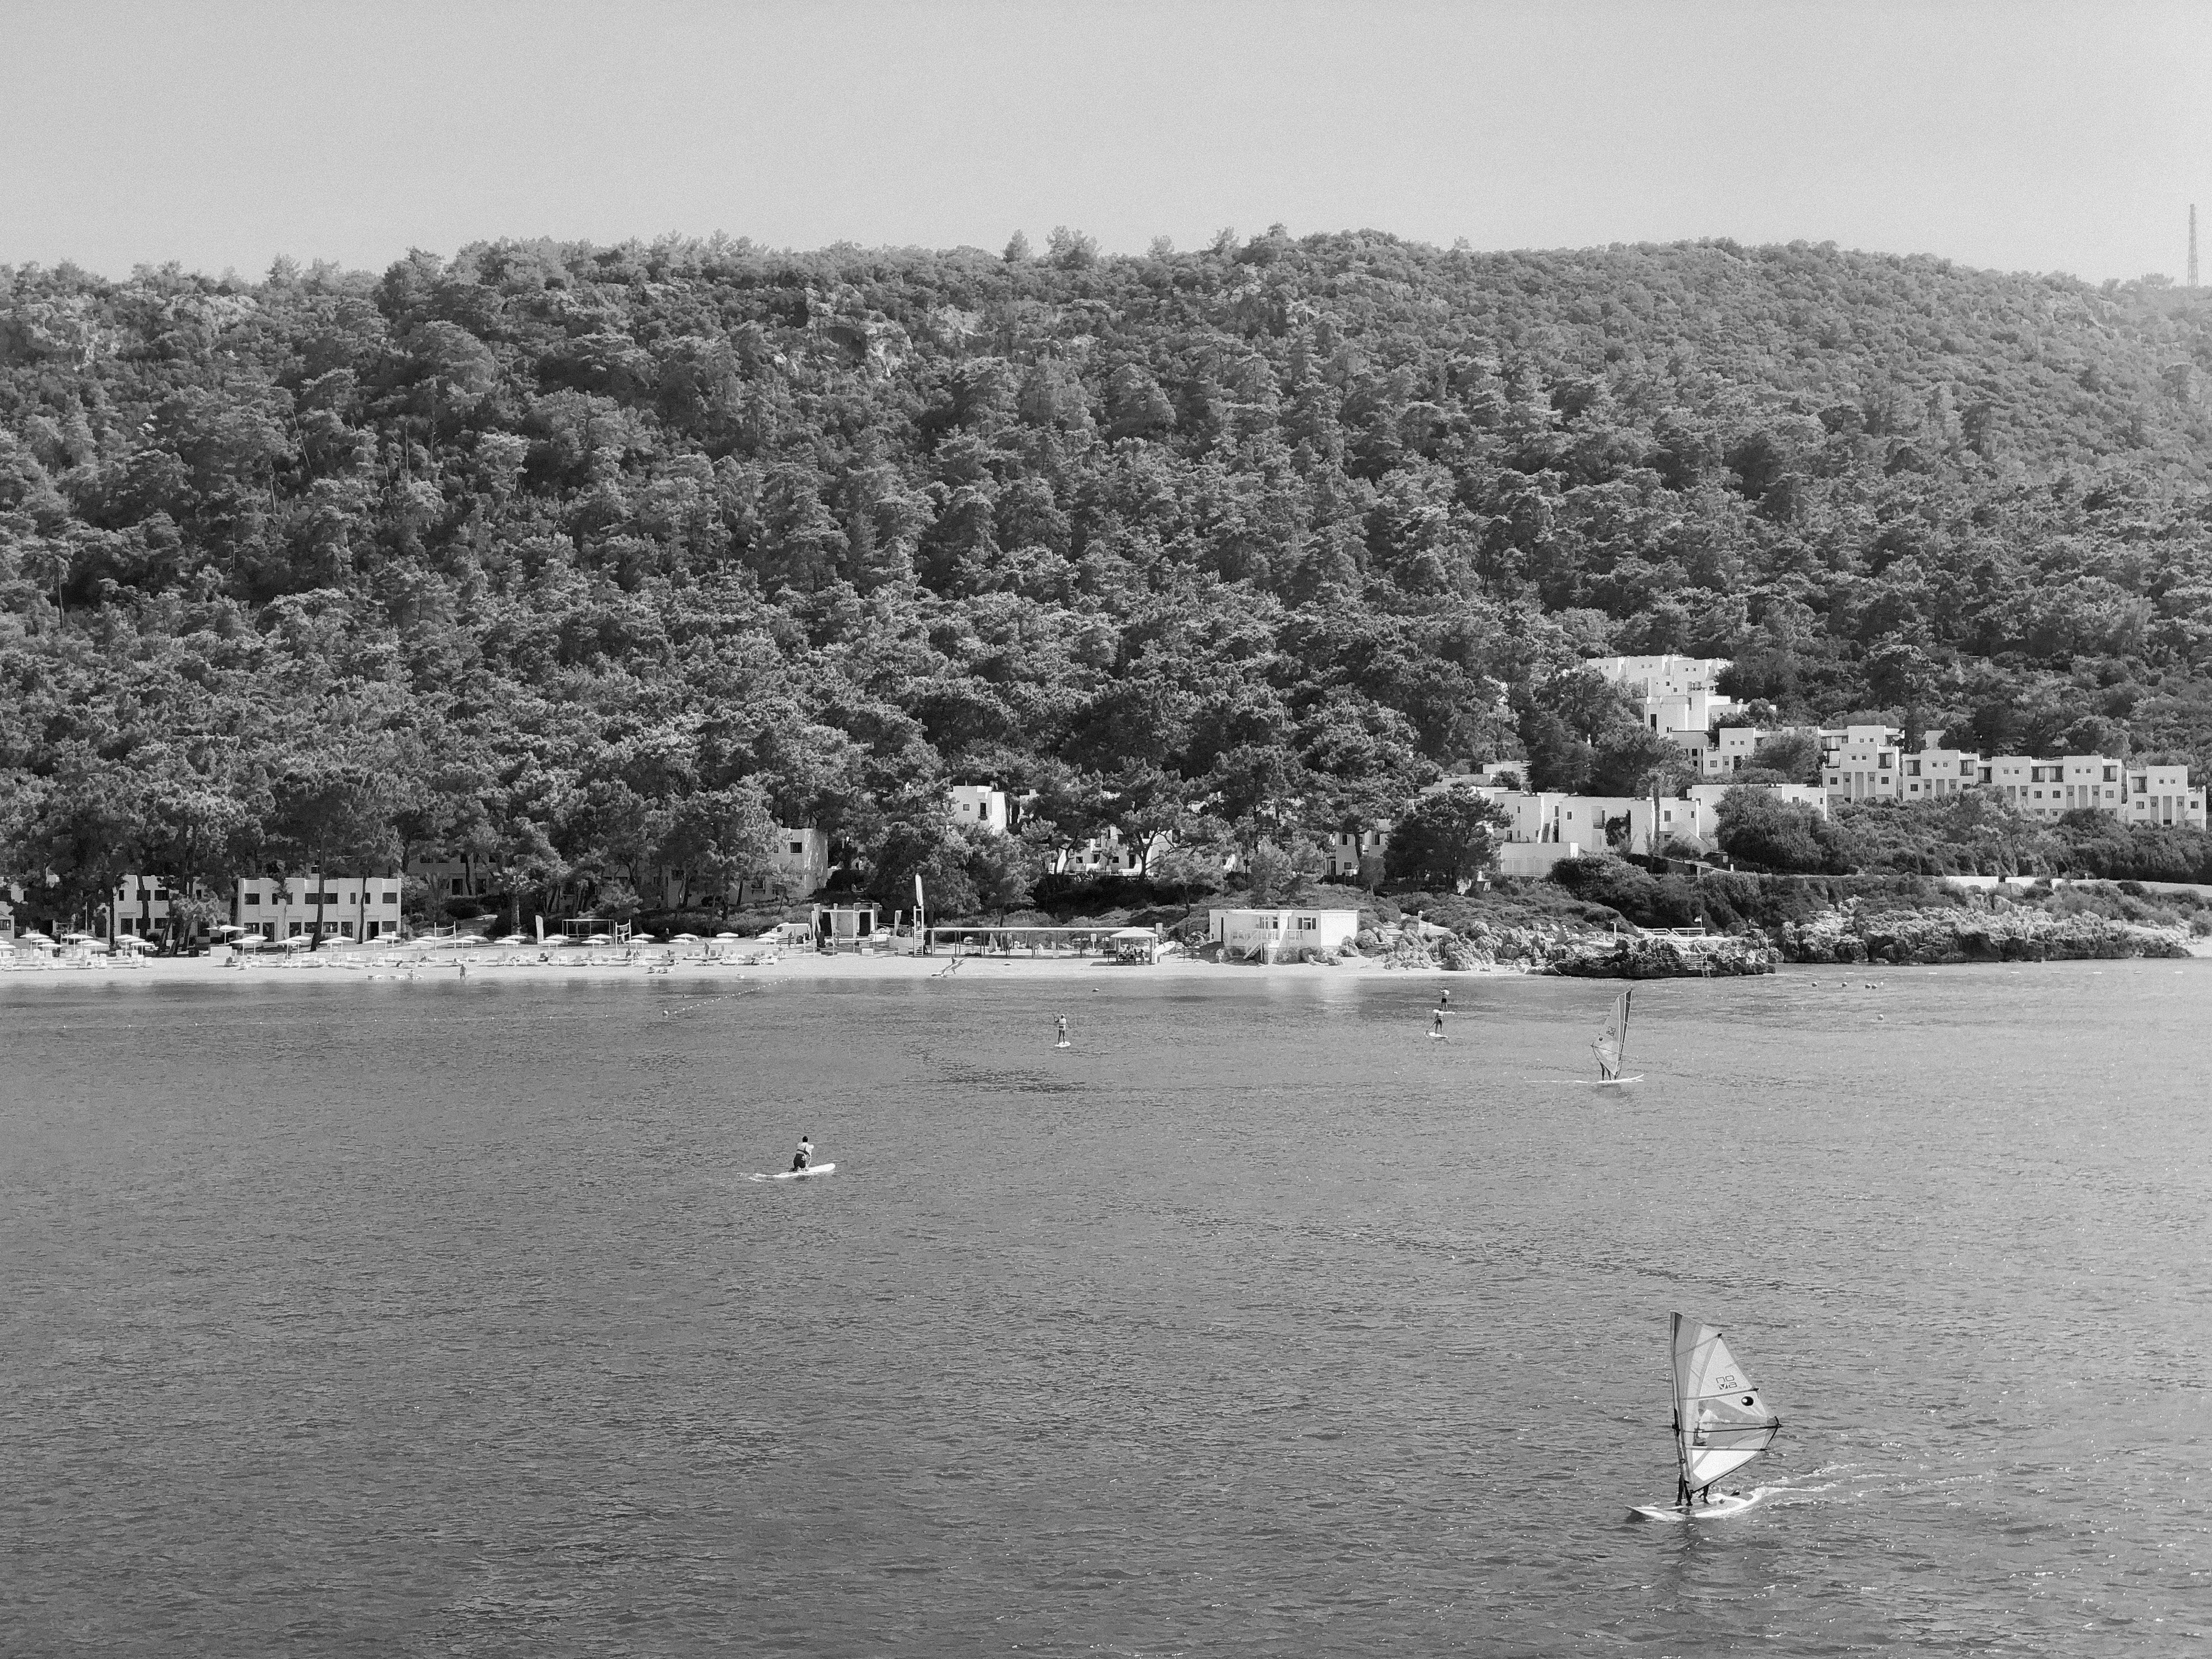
(0, 945, 1530, 988)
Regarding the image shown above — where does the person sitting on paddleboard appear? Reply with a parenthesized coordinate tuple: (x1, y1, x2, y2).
(792, 1136, 813, 1172)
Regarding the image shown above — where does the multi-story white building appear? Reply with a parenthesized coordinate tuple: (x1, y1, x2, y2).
(1325, 826, 1390, 879)
(1902, 743, 1980, 801)
(1048, 825, 1161, 878)
(109, 875, 218, 943)
(770, 826, 832, 893)
(1587, 655, 1741, 736)
(1980, 755, 2134, 820)
(2125, 764, 2208, 829)
(1588, 655, 1731, 699)
(232, 871, 404, 941)
(1821, 726, 1904, 805)
(949, 785, 1010, 834)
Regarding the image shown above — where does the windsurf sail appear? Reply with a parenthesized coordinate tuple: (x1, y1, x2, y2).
(1592, 989, 1631, 1080)
(1668, 1312, 1781, 1502)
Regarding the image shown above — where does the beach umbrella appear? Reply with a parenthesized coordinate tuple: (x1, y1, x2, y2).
(630, 932, 656, 943)
(716, 930, 744, 939)
(672, 933, 700, 942)
(586, 933, 614, 944)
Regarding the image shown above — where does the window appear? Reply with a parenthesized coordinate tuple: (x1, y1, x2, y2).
(450, 877, 466, 895)
(244, 892, 260, 906)
(789, 842, 804, 855)
(287, 922, 302, 937)
(383, 893, 398, 905)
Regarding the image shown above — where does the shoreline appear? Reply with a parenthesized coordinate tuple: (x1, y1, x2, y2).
(0, 947, 1539, 988)
(5, 944, 2205, 988)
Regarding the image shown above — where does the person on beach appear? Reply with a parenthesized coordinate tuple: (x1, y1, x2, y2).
(792, 1136, 814, 1172)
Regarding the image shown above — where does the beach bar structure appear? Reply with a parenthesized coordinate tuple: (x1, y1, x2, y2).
(926, 924, 1135, 958)
(812, 901, 883, 950)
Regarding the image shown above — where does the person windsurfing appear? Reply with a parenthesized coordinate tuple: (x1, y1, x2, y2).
(792, 1135, 813, 1172)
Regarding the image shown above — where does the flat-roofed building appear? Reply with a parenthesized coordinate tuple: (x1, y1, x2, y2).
(1901, 744, 1982, 802)
(2125, 764, 2208, 829)
(1208, 907, 1361, 962)
(1822, 727, 1903, 805)
(949, 784, 1009, 834)
(233, 872, 404, 941)
(109, 875, 216, 944)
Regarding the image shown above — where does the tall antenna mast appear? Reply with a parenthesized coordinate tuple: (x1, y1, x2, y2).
(2192, 205, 2200, 289)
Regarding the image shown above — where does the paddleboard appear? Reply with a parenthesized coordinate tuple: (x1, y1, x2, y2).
(1054, 1041, 1071, 1049)
(1576, 1074, 1643, 1086)
(752, 1163, 837, 1181)
(1629, 1489, 1766, 1522)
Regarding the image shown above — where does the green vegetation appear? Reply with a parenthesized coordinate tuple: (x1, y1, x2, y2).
(10, 230, 2212, 925)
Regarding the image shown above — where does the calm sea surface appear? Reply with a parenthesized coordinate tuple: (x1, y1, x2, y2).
(3, 962, 2208, 1655)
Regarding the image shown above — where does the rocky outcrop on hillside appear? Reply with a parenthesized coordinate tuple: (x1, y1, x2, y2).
(1779, 907, 2190, 964)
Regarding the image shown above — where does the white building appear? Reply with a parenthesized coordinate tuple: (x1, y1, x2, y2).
(1049, 826, 1166, 878)
(1903, 743, 1980, 801)
(949, 784, 1010, 834)
(1325, 826, 1389, 879)
(109, 875, 215, 944)
(1588, 654, 1731, 699)
(1588, 655, 1741, 735)
(1208, 907, 1361, 962)
(2125, 764, 2208, 829)
(769, 826, 833, 895)
(232, 871, 405, 941)
(1821, 726, 1904, 805)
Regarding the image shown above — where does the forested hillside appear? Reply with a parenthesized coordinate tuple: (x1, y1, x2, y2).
(8, 228, 2212, 921)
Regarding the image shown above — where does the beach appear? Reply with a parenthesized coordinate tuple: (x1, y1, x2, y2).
(0, 943, 1536, 988)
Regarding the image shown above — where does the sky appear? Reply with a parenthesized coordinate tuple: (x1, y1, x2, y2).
(4, 0, 2209, 284)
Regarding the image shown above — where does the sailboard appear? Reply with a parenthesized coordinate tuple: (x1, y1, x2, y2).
(1579, 988, 1641, 1085)
(751, 1163, 837, 1182)
(1629, 1312, 1782, 1521)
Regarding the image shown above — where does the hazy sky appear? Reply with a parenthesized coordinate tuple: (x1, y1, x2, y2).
(5, 0, 2209, 283)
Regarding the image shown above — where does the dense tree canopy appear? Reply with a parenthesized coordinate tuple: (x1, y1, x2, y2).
(9, 229, 2212, 921)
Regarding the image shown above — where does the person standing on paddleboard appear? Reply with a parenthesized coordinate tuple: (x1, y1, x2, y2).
(1056, 1014, 1069, 1047)
(792, 1135, 813, 1172)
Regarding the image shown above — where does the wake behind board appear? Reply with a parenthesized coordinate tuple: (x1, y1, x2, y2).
(751, 1163, 837, 1181)
(1630, 1489, 1767, 1522)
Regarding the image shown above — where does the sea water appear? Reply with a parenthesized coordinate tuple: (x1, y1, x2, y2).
(1, 963, 2205, 1655)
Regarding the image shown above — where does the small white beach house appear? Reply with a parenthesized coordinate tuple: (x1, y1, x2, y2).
(1208, 907, 1360, 963)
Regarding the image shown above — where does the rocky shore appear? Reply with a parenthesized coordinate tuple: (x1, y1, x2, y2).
(1778, 906, 2191, 965)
